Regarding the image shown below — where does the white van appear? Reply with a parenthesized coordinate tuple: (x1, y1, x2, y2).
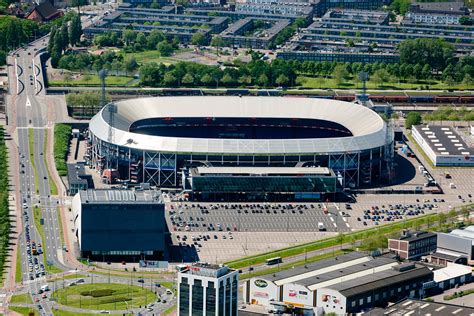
(40, 284, 49, 292)
(318, 222, 326, 231)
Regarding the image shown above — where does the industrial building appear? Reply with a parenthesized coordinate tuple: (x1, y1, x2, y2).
(388, 230, 437, 260)
(412, 125, 474, 167)
(72, 189, 166, 261)
(366, 298, 474, 316)
(432, 262, 472, 291)
(178, 263, 238, 316)
(242, 252, 433, 315)
(430, 225, 474, 266)
(87, 96, 394, 193)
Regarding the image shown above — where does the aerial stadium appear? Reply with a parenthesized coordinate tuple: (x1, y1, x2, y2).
(87, 96, 393, 200)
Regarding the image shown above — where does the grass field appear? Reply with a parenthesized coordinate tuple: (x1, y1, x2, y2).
(239, 249, 349, 279)
(53, 283, 157, 311)
(8, 306, 38, 316)
(28, 129, 40, 194)
(57, 207, 64, 246)
(15, 247, 22, 283)
(120, 49, 192, 65)
(10, 293, 32, 304)
(49, 75, 135, 87)
(43, 131, 58, 195)
(297, 75, 471, 90)
(47, 273, 88, 283)
(32, 206, 62, 274)
(52, 309, 119, 316)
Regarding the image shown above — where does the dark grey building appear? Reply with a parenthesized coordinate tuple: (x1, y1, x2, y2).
(72, 189, 166, 261)
(178, 263, 238, 316)
(67, 162, 93, 196)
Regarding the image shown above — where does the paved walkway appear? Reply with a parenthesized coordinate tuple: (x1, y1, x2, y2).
(430, 283, 474, 308)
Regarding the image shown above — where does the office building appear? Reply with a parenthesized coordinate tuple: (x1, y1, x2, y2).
(178, 263, 239, 316)
(72, 189, 166, 261)
(431, 225, 474, 266)
(388, 230, 437, 260)
(243, 252, 433, 315)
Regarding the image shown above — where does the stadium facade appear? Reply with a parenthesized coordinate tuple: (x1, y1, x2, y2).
(87, 96, 393, 199)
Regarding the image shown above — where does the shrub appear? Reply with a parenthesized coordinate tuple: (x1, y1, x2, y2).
(54, 124, 72, 176)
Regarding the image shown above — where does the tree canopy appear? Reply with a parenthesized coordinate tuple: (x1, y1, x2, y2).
(398, 38, 454, 70)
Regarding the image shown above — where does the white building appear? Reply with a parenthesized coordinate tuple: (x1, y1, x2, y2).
(178, 263, 238, 316)
(242, 252, 433, 315)
(411, 125, 474, 167)
(433, 262, 472, 290)
(431, 226, 474, 266)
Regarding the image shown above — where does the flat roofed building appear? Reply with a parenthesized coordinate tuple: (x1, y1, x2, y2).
(433, 262, 472, 290)
(388, 230, 437, 260)
(412, 125, 474, 167)
(187, 166, 337, 201)
(365, 298, 474, 316)
(243, 252, 433, 315)
(178, 263, 238, 316)
(67, 162, 94, 196)
(72, 189, 166, 261)
(431, 225, 474, 266)
(406, 1, 469, 25)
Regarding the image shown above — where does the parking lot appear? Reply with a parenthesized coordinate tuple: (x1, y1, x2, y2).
(167, 202, 351, 233)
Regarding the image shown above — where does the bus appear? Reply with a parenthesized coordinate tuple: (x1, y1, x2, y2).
(266, 257, 283, 266)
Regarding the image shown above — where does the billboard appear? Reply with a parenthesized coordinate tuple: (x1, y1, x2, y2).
(249, 278, 279, 306)
(282, 283, 314, 307)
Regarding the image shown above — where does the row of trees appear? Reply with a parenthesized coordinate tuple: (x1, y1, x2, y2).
(65, 91, 110, 118)
(48, 12, 82, 67)
(0, 127, 11, 279)
(0, 16, 40, 65)
(424, 107, 474, 122)
(93, 30, 180, 56)
(139, 58, 296, 88)
(53, 124, 72, 176)
(57, 51, 138, 76)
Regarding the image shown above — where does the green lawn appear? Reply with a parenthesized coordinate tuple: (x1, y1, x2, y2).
(49, 75, 135, 87)
(15, 247, 22, 283)
(162, 305, 177, 315)
(57, 207, 64, 247)
(43, 131, 58, 195)
(239, 249, 349, 280)
(120, 49, 185, 65)
(52, 283, 157, 311)
(52, 309, 133, 316)
(28, 129, 40, 194)
(8, 306, 39, 316)
(47, 273, 88, 283)
(32, 206, 62, 275)
(297, 75, 471, 90)
(10, 293, 32, 304)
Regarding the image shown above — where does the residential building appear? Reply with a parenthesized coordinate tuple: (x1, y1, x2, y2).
(388, 230, 437, 260)
(406, 1, 470, 25)
(72, 189, 166, 261)
(178, 263, 238, 316)
(25, 1, 62, 22)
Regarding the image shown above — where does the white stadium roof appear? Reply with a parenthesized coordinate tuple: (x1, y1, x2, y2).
(89, 96, 387, 155)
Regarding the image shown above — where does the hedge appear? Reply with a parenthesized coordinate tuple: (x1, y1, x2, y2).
(53, 124, 72, 176)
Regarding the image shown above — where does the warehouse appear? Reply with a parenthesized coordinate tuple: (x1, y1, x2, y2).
(242, 252, 433, 315)
(411, 125, 474, 167)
